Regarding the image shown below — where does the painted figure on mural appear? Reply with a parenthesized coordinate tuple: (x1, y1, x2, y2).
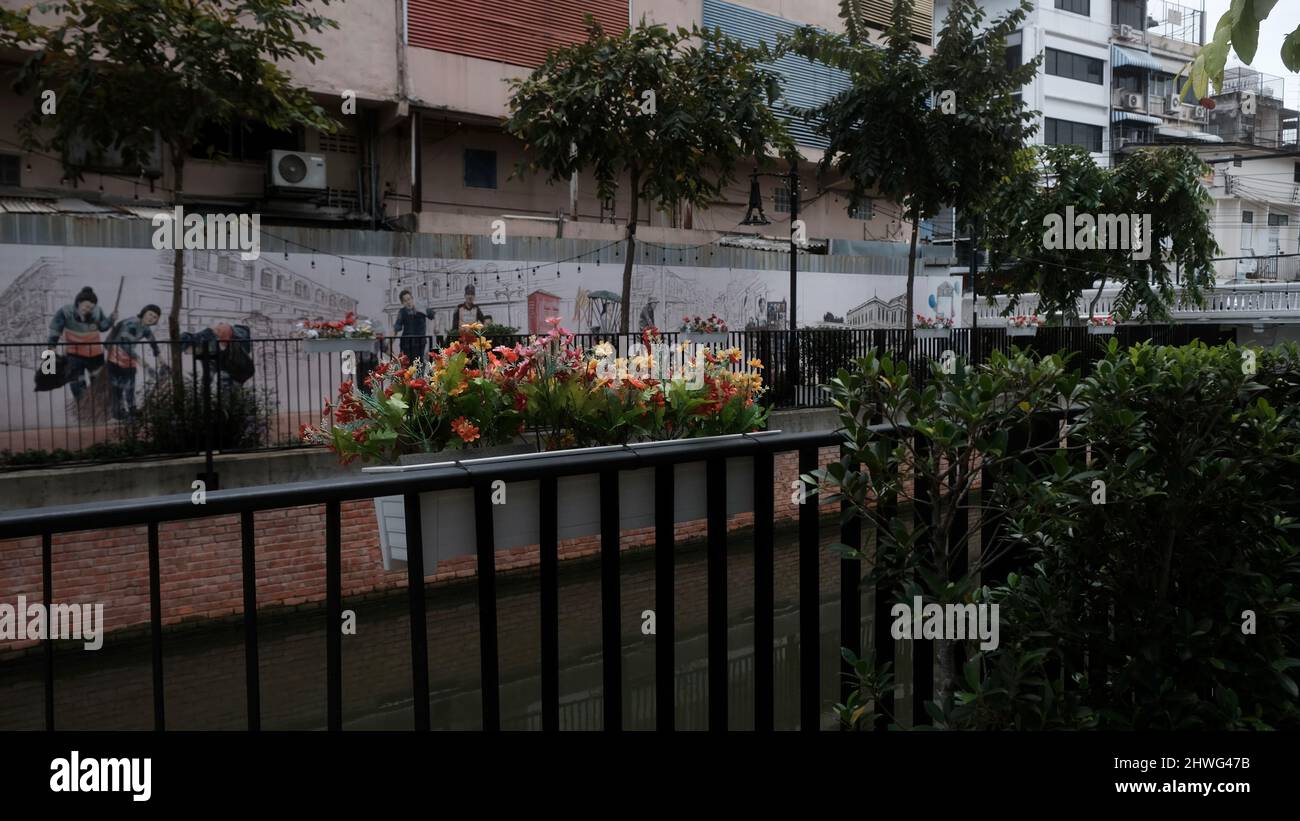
(180, 322, 255, 393)
(449, 284, 485, 337)
(639, 297, 657, 331)
(47, 286, 116, 400)
(105, 304, 161, 421)
(394, 288, 436, 362)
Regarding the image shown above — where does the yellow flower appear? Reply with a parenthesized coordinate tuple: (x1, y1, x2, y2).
(594, 341, 615, 358)
(747, 358, 764, 370)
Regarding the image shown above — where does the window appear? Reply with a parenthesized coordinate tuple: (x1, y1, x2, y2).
(774, 185, 790, 213)
(1055, 0, 1090, 15)
(0, 154, 19, 187)
(1242, 210, 1253, 224)
(849, 200, 873, 220)
(261, 272, 273, 290)
(1294, 162, 1300, 183)
(1005, 31, 1022, 71)
(1234, 155, 1244, 168)
(464, 149, 497, 189)
(1046, 48, 1104, 84)
(1268, 214, 1290, 227)
(189, 119, 299, 162)
(1045, 118, 1104, 153)
(1114, 73, 1141, 93)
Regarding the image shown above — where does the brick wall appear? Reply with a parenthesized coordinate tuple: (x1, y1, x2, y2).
(0, 447, 845, 654)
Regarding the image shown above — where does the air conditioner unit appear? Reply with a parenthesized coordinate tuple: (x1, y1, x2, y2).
(1193, 105, 1208, 120)
(268, 150, 326, 192)
(1166, 94, 1183, 113)
(1122, 93, 1142, 109)
(1118, 23, 1139, 41)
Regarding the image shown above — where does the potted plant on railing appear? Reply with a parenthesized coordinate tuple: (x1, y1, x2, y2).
(301, 320, 771, 571)
(914, 314, 953, 340)
(1087, 315, 1117, 335)
(1006, 314, 1043, 337)
(680, 314, 729, 349)
(294, 312, 379, 354)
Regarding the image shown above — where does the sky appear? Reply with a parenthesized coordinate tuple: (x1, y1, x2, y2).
(1202, 0, 1300, 107)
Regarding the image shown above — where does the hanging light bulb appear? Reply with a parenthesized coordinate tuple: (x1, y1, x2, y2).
(366, 263, 371, 282)
(311, 257, 316, 269)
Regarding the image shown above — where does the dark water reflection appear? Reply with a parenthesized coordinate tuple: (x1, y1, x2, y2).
(1, 522, 899, 731)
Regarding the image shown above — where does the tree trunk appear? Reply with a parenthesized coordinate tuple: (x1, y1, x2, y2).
(619, 169, 640, 336)
(904, 202, 920, 356)
(169, 150, 186, 398)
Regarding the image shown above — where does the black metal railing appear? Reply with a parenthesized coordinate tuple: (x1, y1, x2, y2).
(0, 325, 1233, 468)
(0, 415, 1075, 731)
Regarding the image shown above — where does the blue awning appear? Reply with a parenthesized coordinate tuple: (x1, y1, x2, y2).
(1112, 45, 1165, 72)
(1112, 110, 1163, 125)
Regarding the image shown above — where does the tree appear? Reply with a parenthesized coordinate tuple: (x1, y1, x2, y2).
(505, 19, 793, 334)
(1186, 0, 1300, 99)
(790, 0, 1037, 349)
(986, 145, 1219, 323)
(0, 0, 341, 387)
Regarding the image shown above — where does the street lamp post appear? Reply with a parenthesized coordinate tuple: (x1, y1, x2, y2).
(742, 157, 801, 405)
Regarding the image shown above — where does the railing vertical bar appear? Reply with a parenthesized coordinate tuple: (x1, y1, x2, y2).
(654, 463, 675, 731)
(752, 447, 775, 731)
(705, 456, 727, 731)
(874, 446, 899, 731)
(42, 531, 54, 731)
(838, 445, 862, 719)
(599, 468, 622, 730)
(911, 431, 934, 728)
(540, 475, 560, 732)
(325, 500, 343, 732)
(239, 510, 261, 731)
(797, 444, 820, 731)
(473, 481, 501, 731)
(148, 522, 165, 731)
(403, 492, 431, 730)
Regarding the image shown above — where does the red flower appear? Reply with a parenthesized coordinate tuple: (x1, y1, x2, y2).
(451, 416, 481, 444)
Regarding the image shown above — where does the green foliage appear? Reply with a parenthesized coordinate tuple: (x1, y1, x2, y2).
(945, 342, 1300, 730)
(0, 0, 340, 181)
(985, 145, 1219, 323)
(787, 0, 1037, 340)
(504, 17, 793, 332)
(1186, 0, 1299, 99)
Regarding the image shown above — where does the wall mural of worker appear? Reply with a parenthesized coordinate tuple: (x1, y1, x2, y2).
(179, 321, 255, 394)
(47, 286, 116, 401)
(104, 304, 161, 421)
(449, 283, 486, 337)
(394, 288, 436, 363)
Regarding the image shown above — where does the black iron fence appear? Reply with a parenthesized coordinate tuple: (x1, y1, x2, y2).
(0, 422, 1064, 730)
(0, 325, 1234, 468)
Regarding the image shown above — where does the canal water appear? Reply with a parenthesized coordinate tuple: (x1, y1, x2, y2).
(0, 521, 917, 730)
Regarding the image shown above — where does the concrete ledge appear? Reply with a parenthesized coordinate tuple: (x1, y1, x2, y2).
(0, 409, 841, 510)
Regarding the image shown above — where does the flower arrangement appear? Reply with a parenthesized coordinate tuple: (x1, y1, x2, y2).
(915, 314, 954, 330)
(294, 312, 375, 339)
(681, 314, 728, 334)
(301, 319, 768, 464)
(1087, 314, 1117, 327)
(1007, 314, 1044, 328)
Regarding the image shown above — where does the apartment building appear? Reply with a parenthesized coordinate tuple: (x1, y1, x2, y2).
(0, 0, 933, 246)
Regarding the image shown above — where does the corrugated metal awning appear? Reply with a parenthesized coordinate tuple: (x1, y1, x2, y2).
(0, 198, 59, 214)
(1112, 45, 1164, 72)
(1112, 110, 1163, 125)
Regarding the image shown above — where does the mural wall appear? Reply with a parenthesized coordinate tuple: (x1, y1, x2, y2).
(0, 241, 962, 445)
(0, 244, 963, 341)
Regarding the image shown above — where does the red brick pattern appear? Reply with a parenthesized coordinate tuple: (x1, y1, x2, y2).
(0, 448, 845, 654)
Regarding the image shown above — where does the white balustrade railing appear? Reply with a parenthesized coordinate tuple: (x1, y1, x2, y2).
(970, 281, 1300, 324)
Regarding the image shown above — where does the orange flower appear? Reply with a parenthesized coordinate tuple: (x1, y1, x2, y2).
(451, 416, 480, 444)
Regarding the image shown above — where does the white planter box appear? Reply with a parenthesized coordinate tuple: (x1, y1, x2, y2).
(1006, 327, 1039, 337)
(1087, 326, 1116, 335)
(683, 332, 729, 349)
(914, 328, 951, 340)
(303, 337, 380, 354)
(366, 433, 780, 572)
